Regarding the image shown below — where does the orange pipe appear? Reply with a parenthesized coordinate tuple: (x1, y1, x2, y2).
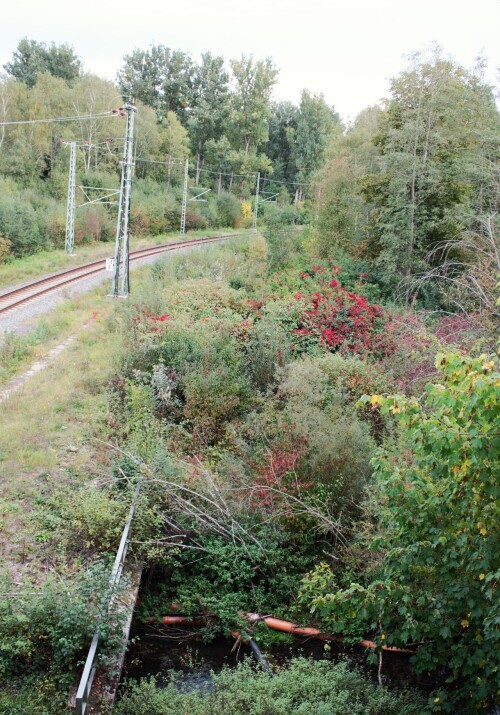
(153, 612, 416, 654)
(247, 613, 415, 654)
(149, 615, 207, 627)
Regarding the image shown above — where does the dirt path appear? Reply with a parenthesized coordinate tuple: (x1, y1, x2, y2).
(0, 335, 76, 405)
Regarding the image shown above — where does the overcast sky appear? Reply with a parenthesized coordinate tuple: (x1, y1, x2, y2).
(1, 0, 499, 121)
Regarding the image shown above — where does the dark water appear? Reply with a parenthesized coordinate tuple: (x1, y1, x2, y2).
(121, 626, 437, 695)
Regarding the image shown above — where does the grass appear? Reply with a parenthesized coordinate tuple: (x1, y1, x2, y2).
(0, 228, 245, 290)
(0, 237, 247, 579)
(0, 288, 124, 581)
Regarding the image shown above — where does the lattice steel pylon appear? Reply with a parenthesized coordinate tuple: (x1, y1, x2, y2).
(111, 103, 136, 297)
(180, 158, 189, 236)
(253, 172, 260, 233)
(65, 141, 76, 255)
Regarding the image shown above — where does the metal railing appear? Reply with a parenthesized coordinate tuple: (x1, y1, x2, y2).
(75, 500, 136, 714)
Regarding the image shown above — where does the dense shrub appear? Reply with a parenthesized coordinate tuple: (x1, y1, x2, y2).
(0, 195, 46, 255)
(115, 658, 424, 715)
(30, 484, 128, 557)
(0, 235, 12, 263)
(277, 358, 374, 506)
(0, 563, 125, 683)
(263, 204, 304, 272)
(265, 260, 392, 358)
(245, 316, 290, 392)
(216, 191, 241, 228)
(309, 352, 500, 712)
(185, 207, 207, 230)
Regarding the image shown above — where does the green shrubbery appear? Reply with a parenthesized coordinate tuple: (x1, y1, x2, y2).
(105, 239, 496, 710)
(0, 563, 125, 684)
(115, 658, 425, 715)
(305, 353, 500, 712)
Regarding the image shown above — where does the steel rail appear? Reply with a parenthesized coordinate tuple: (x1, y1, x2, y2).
(0, 233, 243, 316)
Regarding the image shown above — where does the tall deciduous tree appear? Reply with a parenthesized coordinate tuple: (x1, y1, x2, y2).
(364, 49, 500, 292)
(117, 45, 193, 124)
(266, 101, 299, 186)
(229, 56, 278, 155)
(295, 91, 341, 199)
(188, 53, 230, 183)
(4, 38, 81, 88)
(315, 105, 382, 257)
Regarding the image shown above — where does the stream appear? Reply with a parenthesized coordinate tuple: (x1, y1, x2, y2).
(121, 625, 438, 696)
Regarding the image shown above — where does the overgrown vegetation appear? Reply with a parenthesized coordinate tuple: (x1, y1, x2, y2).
(115, 658, 425, 715)
(102, 227, 497, 712)
(0, 35, 498, 715)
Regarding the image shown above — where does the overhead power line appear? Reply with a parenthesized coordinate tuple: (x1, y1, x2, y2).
(135, 157, 186, 167)
(0, 109, 124, 127)
(261, 176, 311, 187)
(197, 167, 258, 179)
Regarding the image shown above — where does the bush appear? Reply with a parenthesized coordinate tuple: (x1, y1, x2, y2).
(183, 355, 252, 443)
(0, 563, 125, 683)
(245, 316, 290, 392)
(115, 658, 424, 715)
(216, 191, 241, 228)
(30, 484, 128, 557)
(0, 235, 12, 263)
(278, 358, 374, 507)
(45, 212, 66, 248)
(75, 204, 115, 243)
(263, 205, 303, 272)
(0, 196, 46, 255)
(185, 207, 206, 231)
(311, 352, 500, 711)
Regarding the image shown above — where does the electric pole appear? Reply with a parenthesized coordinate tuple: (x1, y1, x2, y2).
(111, 103, 136, 297)
(65, 141, 76, 255)
(253, 172, 260, 233)
(180, 158, 188, 237)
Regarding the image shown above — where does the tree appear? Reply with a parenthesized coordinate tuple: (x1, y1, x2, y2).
(229, 56, 278, 155)
(117, 45, 167, 115)
(117, 45, 193, 123)
(315, 106, 382, 257)
(4, 38, 81, 88)
(158, 111, 189, 183)
(266, 101, 299, 185)
(364, 48, 500, 293)
(188, 53, 230, 183)
(295, 90, 341, 197)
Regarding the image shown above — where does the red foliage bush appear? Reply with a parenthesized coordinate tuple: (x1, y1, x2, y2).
(250, 428, 309, 509)
(131, 304, 172, 337)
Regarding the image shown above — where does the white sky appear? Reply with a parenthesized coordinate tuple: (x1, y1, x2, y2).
(1, 0, 499, 122)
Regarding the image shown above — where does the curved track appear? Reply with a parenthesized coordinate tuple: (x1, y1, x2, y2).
(0, 234, 240, 316)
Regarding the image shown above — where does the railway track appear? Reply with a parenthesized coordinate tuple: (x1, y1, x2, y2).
(0, 234, 240, 316)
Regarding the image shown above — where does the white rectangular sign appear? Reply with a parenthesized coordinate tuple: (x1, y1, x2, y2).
(105, 258, 115, 272)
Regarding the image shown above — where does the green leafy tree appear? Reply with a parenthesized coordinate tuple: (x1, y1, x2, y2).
(295, 90, 341, 197)
(117, 45, 193, 123)
(315, 106, 382, 257)
(203, 135, 233, 193)
(229, 55, 278, 155)
(266, 101, 299, 185)
(4, 38, 81, 88)
(188, 53, 230, 183)
(364, 48, 500, 292)
(310, 352, 500, 712)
